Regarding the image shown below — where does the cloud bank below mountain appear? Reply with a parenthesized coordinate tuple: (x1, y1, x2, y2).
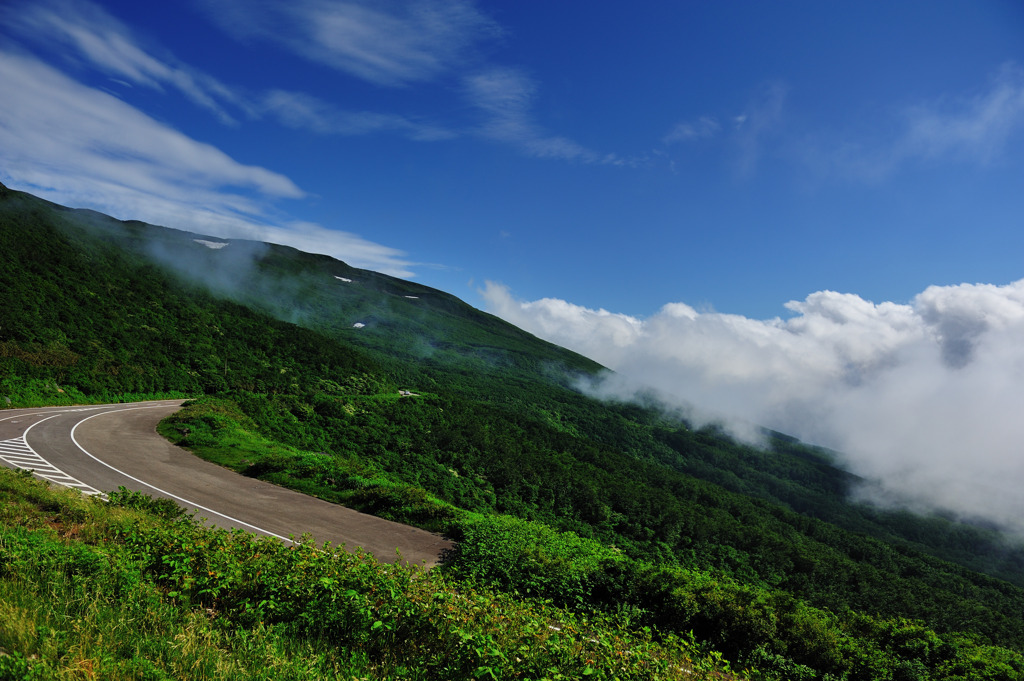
(483, 279, 1024, 532)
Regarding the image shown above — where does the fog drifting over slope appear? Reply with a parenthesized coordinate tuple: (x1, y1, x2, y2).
(483, 280, 1024, 532)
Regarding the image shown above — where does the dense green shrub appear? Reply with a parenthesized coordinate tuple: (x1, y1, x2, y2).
(0, 469, 730, 680)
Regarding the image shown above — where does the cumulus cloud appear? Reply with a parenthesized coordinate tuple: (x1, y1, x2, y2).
(197, 0, 500, 87)
(0, 50, 414, 277)
(482, 280, 1024, 533)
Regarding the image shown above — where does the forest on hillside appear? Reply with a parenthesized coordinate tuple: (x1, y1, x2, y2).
(4, 183, 1024, 679)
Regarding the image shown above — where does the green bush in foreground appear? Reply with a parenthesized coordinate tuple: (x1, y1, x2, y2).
(445, 512, 1024, 681)
(0, 468, 729, 680)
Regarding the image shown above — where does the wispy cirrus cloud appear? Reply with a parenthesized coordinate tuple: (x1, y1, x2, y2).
(0, 50, 301, 201)
(260, 89, 455, 141)
(3, 0, 464, 145)
(482, 279, 1024, 534)
(464, 68, 600, 162)
(898, 62, 1024, 164)
(198, 0, 614, 162)
(15, 0, 604, 159)
(660, 82, 787, 175)
(15, 0, 616, 164)
(664, 66, 1024, 181)
(733, 82, 788, 176)
(3, 0, 246, 124)
(807, 63, 1024, 181)
(197, 0, 500, 88)
(663, 116, 721, 144)
(0, 50, 415, 277)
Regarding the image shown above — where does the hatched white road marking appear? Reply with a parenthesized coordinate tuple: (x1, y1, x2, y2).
(0, 402, 292, 542)
(0, 435, 103, 496)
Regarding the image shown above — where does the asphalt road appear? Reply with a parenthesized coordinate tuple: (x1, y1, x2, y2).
(0, 401, 453, 566)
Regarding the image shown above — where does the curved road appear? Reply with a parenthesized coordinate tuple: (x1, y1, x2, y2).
(0, 401, 453, 566)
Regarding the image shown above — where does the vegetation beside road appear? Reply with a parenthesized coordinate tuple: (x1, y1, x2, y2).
(0, 468, 730, 680)
(161, 395, 1024, 680)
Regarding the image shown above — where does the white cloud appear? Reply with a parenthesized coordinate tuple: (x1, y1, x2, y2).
(900, 63, 1024, 164)
(483, 279, 1024, 533)
(0, 50, 414, 277)
(3, 0, 464, 144)
(198, 0, 607, 161)
(809, 63, 1024, 181)
(464, 68, 600, 162)
(198, 0, 499, 87)
(734, 82, 787, 176)
(260, 89, 455, 141)
(663, 116, 720, 144)
(658, 84, 785, 175)
(0, 51, 300, 200)
(212, 221, 414, 278)
(482, 283, 644, 363)
(8, 0, 618, 164)
(4, 0, 246, 124)
(661, 65, 1024, 182)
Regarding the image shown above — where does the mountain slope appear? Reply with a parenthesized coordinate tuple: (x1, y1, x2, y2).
(0, 185, 382, 400)
(41, 186, 602, 386)
(4, 181, 1024, 679)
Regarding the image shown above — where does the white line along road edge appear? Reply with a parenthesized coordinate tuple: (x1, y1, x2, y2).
(68, 404, 294, 543)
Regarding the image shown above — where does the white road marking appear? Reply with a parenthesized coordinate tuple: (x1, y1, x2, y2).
(0, 422, 103, 496)
(0, 402, 183, 495)
(1, 411, 55, 423)
(69, 405, 294, 543)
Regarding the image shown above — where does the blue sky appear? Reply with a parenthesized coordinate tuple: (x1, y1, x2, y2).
(5, 0, 1024, 525)
(2, 0, 1022, 318)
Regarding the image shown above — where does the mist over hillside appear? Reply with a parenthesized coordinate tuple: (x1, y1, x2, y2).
(483, 278, 1024, 537)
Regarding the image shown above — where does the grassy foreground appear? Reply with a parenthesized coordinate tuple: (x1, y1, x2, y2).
(0, 467, 733, 680)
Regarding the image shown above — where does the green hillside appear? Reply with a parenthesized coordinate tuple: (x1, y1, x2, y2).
(3, 181, 1024, 679)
